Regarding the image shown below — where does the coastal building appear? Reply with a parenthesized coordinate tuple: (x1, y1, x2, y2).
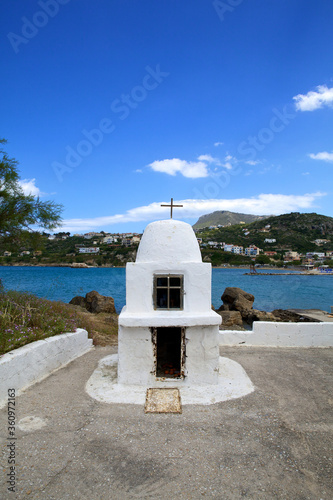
(122, 238, 132, 247)
(3, 251, 11, 257)
(284, 251, 301, 261)
(84, 232, 102, 239)
(78, 247, 100, 254)
(306, 252, 326, 259)
(303, 260, 314, 269)
(231, 245, 243, 254)
(224, 245, 243, 254)
(118, 219, 222, 386)
(264, 251, 277, 257)
(103, 236, 118, 244)
(244, 245, 261, 257)
(313, 239, 330, 246)
(264, 238, 276, 243)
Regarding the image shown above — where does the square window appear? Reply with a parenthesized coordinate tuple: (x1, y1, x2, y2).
(154, 274, 183, 310)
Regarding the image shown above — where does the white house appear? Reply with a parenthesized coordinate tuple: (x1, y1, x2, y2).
(78, 247, 100, 254)
(306, 252, 326, 259)
(231, 246, 243, 255)
(224, 244, 243, 254)
(284, 251, 301, 261)
(245, 245, 261, 257)
(118, 219, 222, 387)
(131, 235, 141, 244)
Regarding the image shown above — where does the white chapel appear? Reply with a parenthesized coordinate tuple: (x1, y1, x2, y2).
(118, 218, 222, 387)
(86, 213, 254, 405)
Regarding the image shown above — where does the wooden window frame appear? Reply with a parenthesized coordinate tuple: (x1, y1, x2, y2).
(153, 274, 184, 310)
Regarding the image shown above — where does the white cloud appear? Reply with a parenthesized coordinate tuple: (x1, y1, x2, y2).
(214, 142, 224, 147)
(309, 151, 333, 163)
(149, 158, 209, 178)
(221, 154, 238, 170)
(61, 193, 326, 232)
(293, 85, 333, 111)
(19, 179, 44, 197)
(148, 152, 240, 178)
(197, 154, 221, 165)
(245, 160, 261, 166)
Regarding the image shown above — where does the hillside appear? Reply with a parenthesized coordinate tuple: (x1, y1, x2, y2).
(196, 212, 333, 253)
(193, 211, 268, 229)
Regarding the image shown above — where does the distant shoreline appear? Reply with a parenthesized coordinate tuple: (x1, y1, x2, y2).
(0, 263, 331, 275)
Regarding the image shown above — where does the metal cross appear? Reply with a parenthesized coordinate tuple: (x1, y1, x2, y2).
(161, 198, 183, 219)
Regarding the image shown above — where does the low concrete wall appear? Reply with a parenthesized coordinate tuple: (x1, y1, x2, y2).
(0, 329, 93, 408)
(219, 322, 333, 347)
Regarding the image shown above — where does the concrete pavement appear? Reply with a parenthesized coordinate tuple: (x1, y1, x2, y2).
(1, 346, 332, 499)
(288, 309, 333, 322)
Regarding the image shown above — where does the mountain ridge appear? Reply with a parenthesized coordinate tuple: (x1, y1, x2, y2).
(193, 211, 269, 230)
(195, 212, 333, 253)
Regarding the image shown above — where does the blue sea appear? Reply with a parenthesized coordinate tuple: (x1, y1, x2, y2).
(0, 266, 332, 313)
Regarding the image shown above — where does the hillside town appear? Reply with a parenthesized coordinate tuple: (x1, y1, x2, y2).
(2, 225, 332, 270)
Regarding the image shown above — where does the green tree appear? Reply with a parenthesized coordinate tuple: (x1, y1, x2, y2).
(0, 139, 62, 241)
(255, 254, 271, 265)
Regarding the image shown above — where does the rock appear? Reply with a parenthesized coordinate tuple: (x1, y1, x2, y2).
(70, 263, 92, 268)
(69, 296, 86, 308)
(221, 287, 255, 313)
(217, 304, 230, 311)
(219, 287, 278, 325)
(217, 310, 243, 327)
(69, 290, 116, 314)
(85, 290, 116, 314)
(271, 309, 318, 323)
(244, 309, 277, 325)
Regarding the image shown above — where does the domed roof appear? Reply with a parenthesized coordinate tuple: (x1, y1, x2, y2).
(136, 219, 202, 263)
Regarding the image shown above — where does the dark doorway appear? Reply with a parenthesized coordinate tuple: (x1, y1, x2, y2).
(155, 327, 184, 378)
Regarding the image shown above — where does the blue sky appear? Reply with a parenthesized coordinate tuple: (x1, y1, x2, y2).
(1, 0, 333, 234)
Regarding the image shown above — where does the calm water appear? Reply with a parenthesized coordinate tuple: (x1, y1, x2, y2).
(0, 266, 332, 313)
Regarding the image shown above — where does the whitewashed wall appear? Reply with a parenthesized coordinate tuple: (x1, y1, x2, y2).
(0, 329, 93, 408)
(219, 322, 333, 347)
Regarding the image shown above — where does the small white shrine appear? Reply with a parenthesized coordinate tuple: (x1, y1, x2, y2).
(118, 218, 222, 387)
(86, 201, 253, 406)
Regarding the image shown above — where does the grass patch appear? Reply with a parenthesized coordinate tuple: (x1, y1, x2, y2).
(0, 289, 95, 355)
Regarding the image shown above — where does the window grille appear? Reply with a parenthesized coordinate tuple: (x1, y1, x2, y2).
(153, 274, 184, 310)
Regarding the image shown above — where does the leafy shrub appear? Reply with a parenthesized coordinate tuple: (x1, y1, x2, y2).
(0, 289, 92, 355)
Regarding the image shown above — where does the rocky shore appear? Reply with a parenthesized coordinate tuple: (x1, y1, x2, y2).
(216, 287, 332, 330)
(67, 288, 332, 343)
